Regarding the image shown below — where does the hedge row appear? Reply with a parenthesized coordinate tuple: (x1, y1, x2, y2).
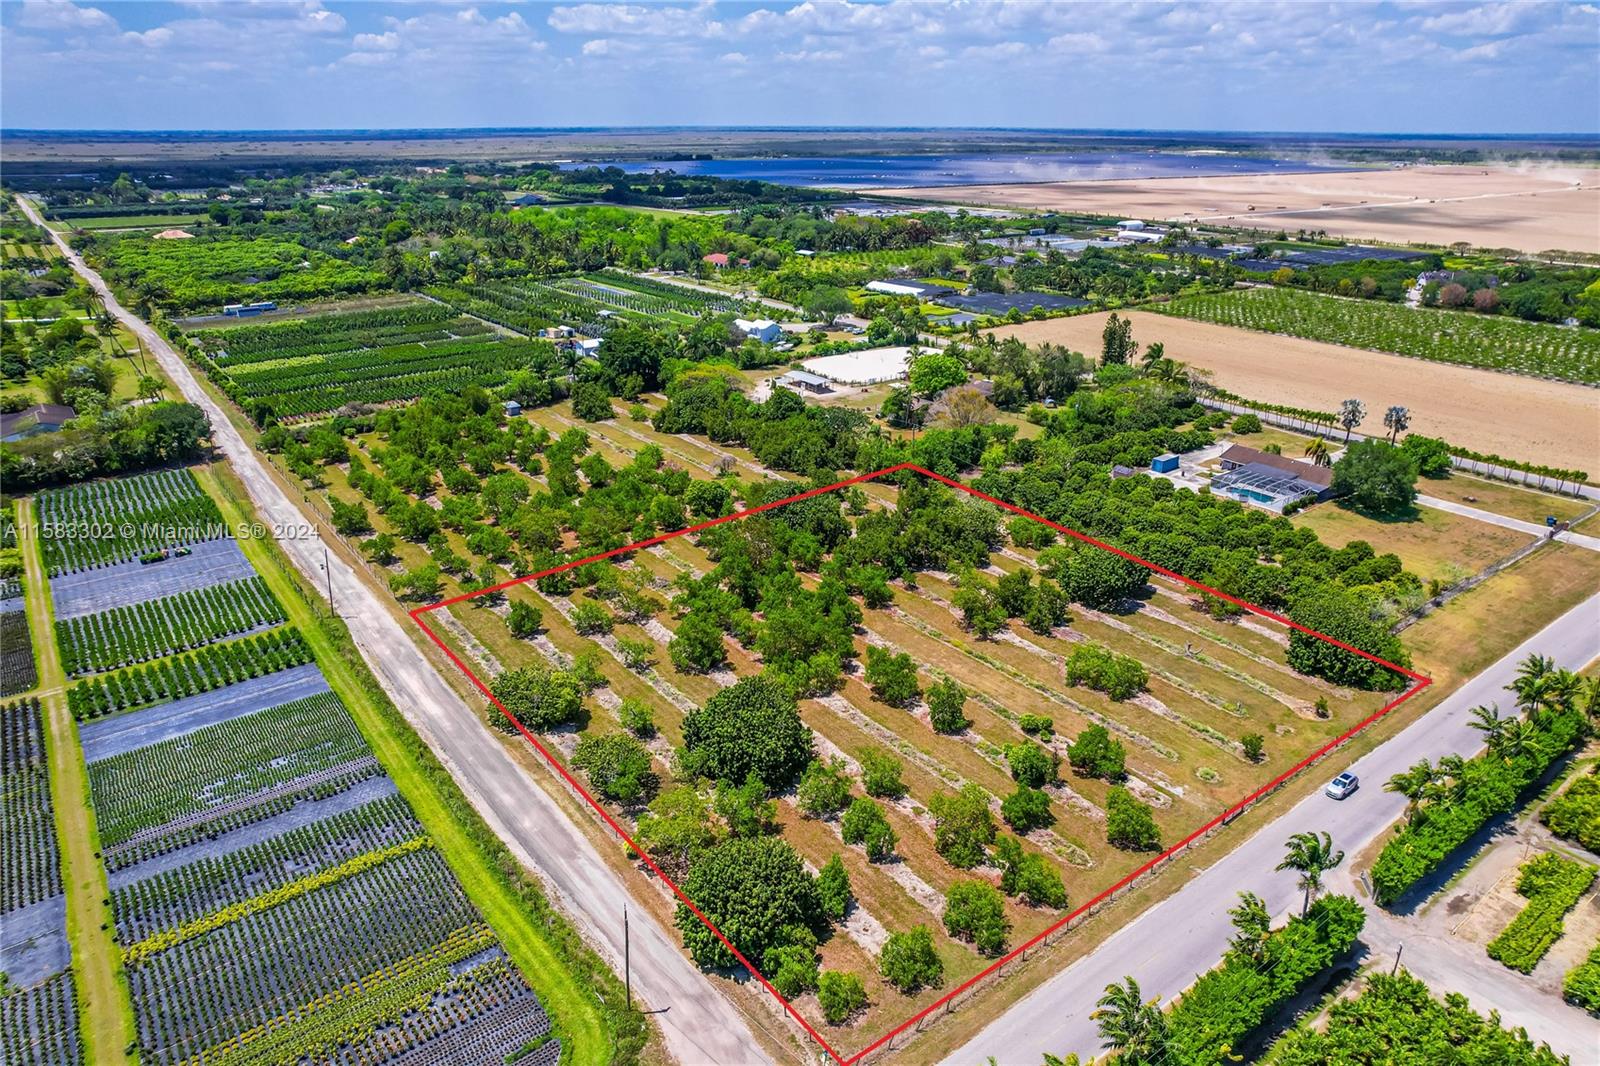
(1372, 703, 1588, 906)
(1165, 895, 1366, 1065)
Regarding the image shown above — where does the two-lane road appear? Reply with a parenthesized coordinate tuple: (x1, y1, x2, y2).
(20, 196, 770, 1066)
(952, 590, 1600, 1065)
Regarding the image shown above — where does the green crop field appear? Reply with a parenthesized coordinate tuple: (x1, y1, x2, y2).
(190, 303, 549, 422)
(1153, 287, 1600, 384)
(89, 235, 385, 312)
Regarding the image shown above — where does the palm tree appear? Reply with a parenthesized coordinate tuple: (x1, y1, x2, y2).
(1092, 976, 1169, 1060)
(1303, 438, 1332, 468)
(1513, 654, 1556, 718)
(1430, 754, 1469, 804)
(1227, 891, 1272, 962)
(1277, 831, 1345, 915)
(1383, 405, 1410, 443)
(1385, 761, 1435, 826)
(1468, 704, 1506, 750)
(1338, 398, 1365, 442)
(1141, 341, 1165, 371)
(1495, 717, 1531, 762)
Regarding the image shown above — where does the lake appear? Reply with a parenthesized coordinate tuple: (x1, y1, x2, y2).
(585, 151, 1342, 189)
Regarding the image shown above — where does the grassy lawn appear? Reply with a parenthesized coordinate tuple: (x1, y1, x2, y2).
(1217, 425, 1320, 456)
(62, 215, 209, 232)
(1294, 498, 1531, 585)
(15, 498, 139, 1066)
(1405, 543, 1600, 693)
(193, 464, 639, 1066)
(1417, 473, 1592, 526)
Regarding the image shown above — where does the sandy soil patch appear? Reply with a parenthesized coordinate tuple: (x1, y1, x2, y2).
(989, 311, 1600, 473)
(880, 165, 1599, 254)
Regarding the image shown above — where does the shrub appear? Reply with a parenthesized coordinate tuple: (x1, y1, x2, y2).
(573, 732, 658, 804)
(1064, 643, 1148, 700)
(572, 380, 615, 421)
(865, 645, 921, 706)
(858, 747, 907, 799)
(488, 664, 581, 732)
(841, 797, 897, 862)
(817, 971, 866, 1024)
(1372, 690, 1587, 905)
(1165, 895, 1366, 1065)
(1241, 733, 1266, 762)
(1287, 585, 1411, 692)
(1000, 786, 1055, 833)
(993, 835, 1068, 908)
(763, 940, 819, 999)
(617, 636, 654, 671)
(1486, 853, 1598, 973)
(816, 854, 854, 922)
(1231, 413, 1262, 433)
(1106, 786, 1161, 851)
(879, 926, 944, 993)
(797, 758, 853, 819)
(1005, 741, 1058, 788)
(1268, 970, 1567, 1065)
(1067, 724, 1126, 780)
(571, 599, 614, 636)
(943, 880, 1010, 956)
(1541, 771, 1600, 852)
(927, 678, 971, 733)
(1018, 713, 1054, 738)
(507, 599, 543, 638)
(929, 784, 996, 868)
(618, 697, 656, 738)
(1564, 941, 1600, 1014)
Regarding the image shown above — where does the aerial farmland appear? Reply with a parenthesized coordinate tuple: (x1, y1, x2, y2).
(2, 14, 1597, 1059)
(6, 466, 568, 1065)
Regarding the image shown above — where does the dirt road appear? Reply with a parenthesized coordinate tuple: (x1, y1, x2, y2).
(20, 196, 769, 1066)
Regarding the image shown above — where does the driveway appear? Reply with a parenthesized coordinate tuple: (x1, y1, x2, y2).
(1419, 494, 1600, 553)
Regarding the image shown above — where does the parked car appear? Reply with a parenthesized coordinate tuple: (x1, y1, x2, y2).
(1325, 771, 1359, 800)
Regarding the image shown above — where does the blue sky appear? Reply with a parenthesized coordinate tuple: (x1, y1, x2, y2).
(2, 0, 1597, 133)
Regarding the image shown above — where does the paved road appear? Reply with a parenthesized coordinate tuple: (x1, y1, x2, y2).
(1420, 494, 1600, 553)
(951, 590, 1600, 1065)
(23, 197, 769, 1066)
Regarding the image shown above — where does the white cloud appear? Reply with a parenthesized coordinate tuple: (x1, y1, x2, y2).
(17, 0, 115, 32)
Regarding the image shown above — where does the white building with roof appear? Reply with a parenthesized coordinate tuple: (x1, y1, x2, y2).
(802, 346, 913, 385)
(734, 318, 783, 344)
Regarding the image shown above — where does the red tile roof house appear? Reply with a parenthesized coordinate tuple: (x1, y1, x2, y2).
(703, 253, 730, 267)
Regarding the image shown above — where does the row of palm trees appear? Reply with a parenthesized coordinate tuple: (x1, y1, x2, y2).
(1384, 655, 1595, 827)
(1087, 831, 1347, 1062)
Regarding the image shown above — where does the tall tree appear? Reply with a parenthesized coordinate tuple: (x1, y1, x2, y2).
(1382, 404, 1411, 443)
(1385, 760, 1435, 826)
(1277, 831, 1345, 915)
(1338, 398, 1366, 442)
(1092, 976, 1170, 1060)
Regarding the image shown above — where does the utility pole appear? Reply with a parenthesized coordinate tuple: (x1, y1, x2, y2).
(624, 905, 632, 1011)
(323, 545, 335, 616)
(1391, 943, 1404, 975)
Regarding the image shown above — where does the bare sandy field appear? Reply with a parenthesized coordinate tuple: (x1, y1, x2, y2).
(989, 311, 1600, 473)
(882, 165, 1600, 254)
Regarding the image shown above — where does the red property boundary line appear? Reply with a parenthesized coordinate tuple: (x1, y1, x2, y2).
(409, 462, 1429, 1065)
